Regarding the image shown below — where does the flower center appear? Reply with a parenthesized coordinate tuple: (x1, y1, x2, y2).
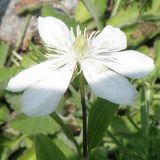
(72, 35, 88, 62)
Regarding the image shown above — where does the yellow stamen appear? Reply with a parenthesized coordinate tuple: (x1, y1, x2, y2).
(72, 35, 88, 61)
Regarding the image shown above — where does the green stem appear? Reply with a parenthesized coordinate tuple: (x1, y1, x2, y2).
(80, 74, 88, 160)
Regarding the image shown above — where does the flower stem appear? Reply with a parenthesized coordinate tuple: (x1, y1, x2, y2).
(80, 73, 88, 160)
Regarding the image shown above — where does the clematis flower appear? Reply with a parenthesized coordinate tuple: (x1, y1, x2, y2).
(6, 17, 154, 116)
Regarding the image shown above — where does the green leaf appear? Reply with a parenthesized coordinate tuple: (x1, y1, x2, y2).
(41, 5, 78, 30)
(142, 0, 160, 21)
(0, 135, 25, 160)
(0, 67, 18, 88)
(137, 45, 150, 55)
(18, 148, 36, 160)
(124, 22, 160, 47)
(5, 93, 21, 112)
(20, 42, 47, 68)
(54, 139, 79, 160)
(10, 114, 60, 135)
(110, 115, 137, 134)
(107, 3, 139, 27)
(35, 134, 67, 160)
(50, 113, 82, 157)
(152, 38, 160, 79)
(89, 147, 108, 160)
(0, 42, 9, 67)
(20, 54, 36, 68)
(88, 98, 118, 150)
(154, 38, 160, 60)
(82, 0, 106, 29)
(75, 0, 106, 24)
(75, 1, 91, 23)
(0, 104, 9, 124)
(107, 0, 160, 28)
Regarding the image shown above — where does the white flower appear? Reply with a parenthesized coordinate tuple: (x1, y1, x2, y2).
(6, 17, 154, 116)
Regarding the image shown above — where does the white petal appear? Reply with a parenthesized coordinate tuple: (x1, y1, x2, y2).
(6, 61, 54, 92)
(38, 16, 72, 51)
(101, 50, 155, 78)
(90, 25, 127, 55)
(82, 59, 137, 105)
(22, 62, 75, 116)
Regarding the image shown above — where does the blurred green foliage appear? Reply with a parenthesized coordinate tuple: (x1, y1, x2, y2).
(0, 0, 160, 159)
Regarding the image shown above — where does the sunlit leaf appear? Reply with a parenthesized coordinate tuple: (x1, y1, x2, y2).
(10, 114, 60, 135)
(0, 67, 19, 89)
(75, 1, 91, 23)
(18, 148, 36, 160)
(35, 134, 67, 160)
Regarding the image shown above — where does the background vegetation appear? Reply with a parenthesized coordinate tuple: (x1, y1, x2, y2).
(0, 0, 160, 159)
